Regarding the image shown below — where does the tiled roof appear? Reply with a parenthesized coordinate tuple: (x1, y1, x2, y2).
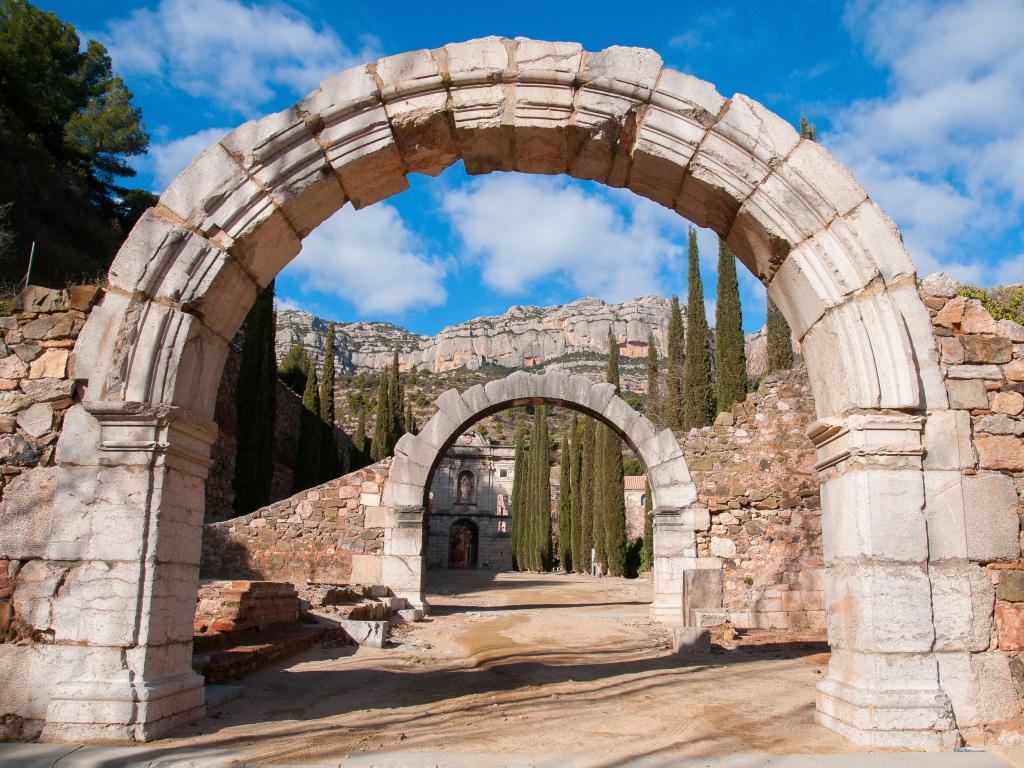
(623, 475, 648, 490)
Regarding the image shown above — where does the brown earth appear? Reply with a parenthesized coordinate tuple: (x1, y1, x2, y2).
(163, 570, 864, 764)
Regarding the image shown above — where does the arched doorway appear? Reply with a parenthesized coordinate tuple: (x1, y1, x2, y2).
(14, 37, 964, 749)
(448, 518, 479, 569)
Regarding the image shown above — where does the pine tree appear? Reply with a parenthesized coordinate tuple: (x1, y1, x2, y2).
(579, 417, 596, 574)
(510, 419, 527, 570)
(232, 281, 277, 515)
(569, 415, 584, 573)
(641, 479, 654, 573)
(645, 334, 660, 425)
(293, 364, 322, 492)
(664, 296, 685, 429)
(767, 299, 794, 372)
(715, 239, 747, 413)
(557, 424, 573, 572)
(369, 370, 390, 462)
(683, 228, 715, 429)
(600, 337, 627, 576)
(318, 322, 339, 482)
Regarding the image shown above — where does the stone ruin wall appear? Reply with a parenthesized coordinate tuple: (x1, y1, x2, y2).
(678, 366, 824, 631)
(200, 460, 389, 585)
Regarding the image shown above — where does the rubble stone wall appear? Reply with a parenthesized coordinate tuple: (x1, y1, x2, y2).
(200, 461, 389, 585)
(678, 366, 824, 631)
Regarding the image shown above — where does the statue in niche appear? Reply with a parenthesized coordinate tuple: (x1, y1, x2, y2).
(457, 470, 474, 504)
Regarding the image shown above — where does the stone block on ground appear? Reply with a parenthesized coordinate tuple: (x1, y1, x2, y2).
(340, 618, 389, 648)
(670, 627, 710, 655)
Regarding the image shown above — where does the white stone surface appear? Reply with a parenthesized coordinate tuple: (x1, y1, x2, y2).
(937, 652, 1018, 727)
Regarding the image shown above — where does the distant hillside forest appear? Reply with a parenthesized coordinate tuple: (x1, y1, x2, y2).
(0, 0, 156, 291)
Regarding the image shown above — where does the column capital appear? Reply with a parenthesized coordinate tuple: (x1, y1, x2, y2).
(808, 413, 924, 472)
(84, 400, 217, 476)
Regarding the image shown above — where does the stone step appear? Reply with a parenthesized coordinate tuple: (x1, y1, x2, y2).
(340, 618, 389, 648)
(390, 607, 424, 625)
(193, 623, 328, 684)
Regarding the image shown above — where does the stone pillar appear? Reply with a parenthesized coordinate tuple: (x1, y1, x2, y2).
(41, 402, 215, 742)
(381, 505, 428, 612)
(651, 505, 715, 625)
(809, 414, 960, 750)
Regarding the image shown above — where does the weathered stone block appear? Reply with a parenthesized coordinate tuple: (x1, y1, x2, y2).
(929, 563, 993, 652)
(936, 652, 1018, 727)
(962, 334, 1012, 364)
(922, 409, 975, 471)
(945, 378, 987, 410)
(997, 571, 1024, 602)
(976, 435, 1024, 471)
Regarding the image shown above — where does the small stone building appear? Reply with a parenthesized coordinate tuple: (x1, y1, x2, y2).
(426, 432, 515, 570)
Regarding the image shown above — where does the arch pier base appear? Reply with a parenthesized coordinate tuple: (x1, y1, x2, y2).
(650, 505, 722, 625)
(381, 505, 429, 612)
(40, 403, 213, 742)
(810, 414, 960, 750)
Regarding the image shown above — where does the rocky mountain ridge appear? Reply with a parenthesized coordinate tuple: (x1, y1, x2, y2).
(275, 295, 769, 388)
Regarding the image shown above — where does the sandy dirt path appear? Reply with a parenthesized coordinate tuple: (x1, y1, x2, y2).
(163, 570, 864, 764)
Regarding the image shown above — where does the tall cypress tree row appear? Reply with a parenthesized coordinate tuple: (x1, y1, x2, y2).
(233, 281, 277, 515)
(579, 417, 596, 574)
(642, 479, 654, 573)
(591, 421, 607, 571)
(569, 415, 583, 573)
(664, 296, 685, 429)
(767, 299, 794, 372)
(369, 369, 390, 462)
(318, 322, 339, 481)
(645, 333, 660, 425)
(293, 364, 322, 492)
(683, 228, 715, 429)
(510, 419, 527, 570)
(601, 336, 627, 576)
(715, 239, 747, 413)
(557, 423, 573, 572)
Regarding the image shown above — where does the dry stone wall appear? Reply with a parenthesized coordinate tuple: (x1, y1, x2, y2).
(679, 366, 823, 630)
(200, 460, 389, 585)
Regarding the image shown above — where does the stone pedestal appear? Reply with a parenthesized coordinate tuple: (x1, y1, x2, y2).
(40, 403, 215, 742)
(381, 506, 428, 611)
(809, 414, 960, 750)
(651, 505, 717, 625)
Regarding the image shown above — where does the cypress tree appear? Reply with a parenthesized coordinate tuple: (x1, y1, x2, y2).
(533, 405, 552, 570)
(579, 417, 596, 574)
(557, 423, 573, 572)
(233, 281, 277, 515)
(293, 364, 322, 492)
(569, 415, 584, 573)
(369, 370, 390, 462)
(715, 239, 747, 413)
(664, 296, 685, 429)
(510, 419, 527, 569)
(352, 405, 367, 468)
(767, 299, 794, 372)
(645, 333, 660, 425)
(388, 350, 403, 449)
(404, 402, 417, 435)
(601, 337, 627, 576)
(642, 479, 653, 573)
(318, 322, 339, 481)
(683, 228, 715, 429)
(591, 421, 607, 571)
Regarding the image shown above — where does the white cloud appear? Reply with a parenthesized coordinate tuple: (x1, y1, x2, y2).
(443, 175, 688, 303)
(828, 0, 1024, 284)
(147, 127, 231, 190)
(282, 203, 447, 317)
(98, 0, 379, 115)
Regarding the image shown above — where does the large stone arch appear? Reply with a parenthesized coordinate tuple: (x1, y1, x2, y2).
(28, 37, 962, 748)
(378, 370, 704, 625)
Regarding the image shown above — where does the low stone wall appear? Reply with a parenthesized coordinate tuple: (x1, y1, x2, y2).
(194, 580, 298, 635)
(200, 460, 389, 584)
(679, 366, 824, 630)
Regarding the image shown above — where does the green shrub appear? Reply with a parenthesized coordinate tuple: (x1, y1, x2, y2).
(958, 285, 1024, 325)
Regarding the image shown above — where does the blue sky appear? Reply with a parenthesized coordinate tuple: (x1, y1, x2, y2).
(41, 0, 1024, 335)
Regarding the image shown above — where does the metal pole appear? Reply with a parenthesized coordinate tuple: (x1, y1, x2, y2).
(23, 241, 35, 289)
